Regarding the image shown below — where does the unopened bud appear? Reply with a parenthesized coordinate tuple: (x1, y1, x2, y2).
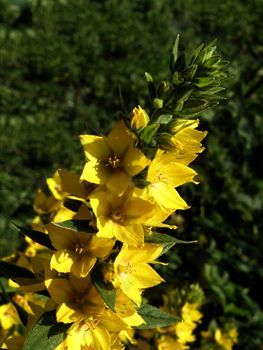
(130, 106, 150, 130)
(158, 133, 182, 151)
(153, 98, 163, 109)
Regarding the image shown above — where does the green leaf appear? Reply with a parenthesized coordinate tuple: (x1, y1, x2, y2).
(54, 220, 97, 233)
(0, 260, 36, 282)
(0, 280, 28, 327)
(139, 123, 159, 145)
(0, 277, 18, 294)
(137, 304, 180, 329)
(91, 271, 116, 312)
(23, 310, 70, 350)
(169, 35, 180, 73)
(13, 224, 55, 250)
(155, 114, 173, 124)
(145, 232, 197, 255)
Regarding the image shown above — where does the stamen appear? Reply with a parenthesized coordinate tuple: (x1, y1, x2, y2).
(106, 155, 121, 168)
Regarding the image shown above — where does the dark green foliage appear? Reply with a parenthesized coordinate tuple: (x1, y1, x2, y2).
(0, 0, 262, 348)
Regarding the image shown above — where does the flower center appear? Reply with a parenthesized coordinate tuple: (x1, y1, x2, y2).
(111, 209, 124, 223)
(75, 241, 89, 254)
(106, 155, 121, 169)
(155, 172, 168, 184)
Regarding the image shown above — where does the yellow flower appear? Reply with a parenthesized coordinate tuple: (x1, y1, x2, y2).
(215, 327, 238, 350)
(65, 309, 128, 350)
(45, 274, 105, 324)
(47, 223, 115, 278)
(0, 303, 20, 330)
(80, 120, 150, 196)
(130, 106, 149, 129)
(175, 321, 196, 344)
(181, 302, 203, 323)
(113, 243, 164, 305)
(158, 335, 189, 350)
(165, 119, 207, 165)
(146, 151, 196, 209)
(90, 189, 155, 246)
(115, 289, 145, 327)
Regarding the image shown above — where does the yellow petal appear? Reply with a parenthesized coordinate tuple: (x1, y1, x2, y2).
(50, 249, 75, 273)
(88, 235, 115, 257)
(58, 170, 87, 198)
(123, 146, 150, 176)
(47, 224, 76, 250)
(107, 120, 135, 155)
(80, 160, 111, 185)
(45, 278, 73, 303)
(56, 302, 77, 323)
(123, 197, 155, 224)
(150, 183, 189, 209)
(80, 135, 110, 161)
(71, 255, 97, 278)
(106, 170, 131, 196)
(114, 224, 144, 247)
(128, 263, 164, 288)
(119, 277, 141, 306)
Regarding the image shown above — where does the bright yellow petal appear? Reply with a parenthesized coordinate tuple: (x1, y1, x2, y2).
(71, 255, 97, 278)
(47, 224, 76, 250)
(106, 171, 131, 196)
(128, 263, 164, 288)
(58, 170, 87, 198)
(114, 224, 144, 247)
(80, 135, 110, 161)
(80, 160, 111, 185)
(88, 235, 115, 257)
(162, 162, 197, 187)
(50, 249, 75, 273)
(119, 277, 141, 306)
(123, 197, 155, 224)
(56, 302, 77, 323)
(45, 278, 73, 303)
(116, 244, 163, 265)
(107, 120, 135, 155)
(150, 183, 189, 209)
(123, 146, 150, 176)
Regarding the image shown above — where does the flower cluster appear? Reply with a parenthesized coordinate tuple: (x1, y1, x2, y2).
(0, 107, 206, 349)
(0, 37, 229, 349)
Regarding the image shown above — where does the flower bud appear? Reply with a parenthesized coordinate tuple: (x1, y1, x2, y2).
(157, 133, 182, 151)
(130, 106, 150, 130)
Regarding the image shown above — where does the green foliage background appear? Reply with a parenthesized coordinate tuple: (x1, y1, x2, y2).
(0, 0, 262, 349)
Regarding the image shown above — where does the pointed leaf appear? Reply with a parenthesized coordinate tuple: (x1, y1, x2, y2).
(13, 224, 55, 250)
(23, 310, 70, 350)
(145, 232, 197, 255)
(0, 260, 36, 282)
(54, 220, 97, 233)
(137, 304, 180, 329)
(91, 271, 116, 312)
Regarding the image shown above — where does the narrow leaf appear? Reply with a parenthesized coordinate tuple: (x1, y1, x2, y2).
(137, 304, 180, 329)
(23, 310, 70, 350)
(0, 260, 36, 281)
(54, 220, 97, 233)
(145, 232, 197, 255)
(91, 271, 116, 311)
(13, 224, 55, 250)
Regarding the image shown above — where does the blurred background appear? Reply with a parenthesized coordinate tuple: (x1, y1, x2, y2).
(0, 0, 262, 348)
